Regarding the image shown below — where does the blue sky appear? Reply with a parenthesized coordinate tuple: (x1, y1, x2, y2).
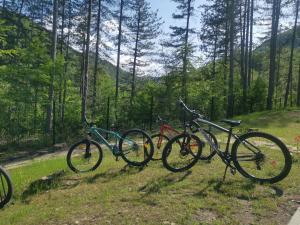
(149, 0, 205, 32)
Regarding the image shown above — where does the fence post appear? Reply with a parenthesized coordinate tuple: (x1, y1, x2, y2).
(150, 95, 154, 131)
(210, 96, 215, 121)
(279, 98, 282, 109)
(52, 100, 56, 145)
(106, 96, 110, 130)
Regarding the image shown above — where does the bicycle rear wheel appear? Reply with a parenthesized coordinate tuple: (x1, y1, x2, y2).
(119, 129, 154, 167)
(67, 140, 103, 173)
(232, 132, 292, 183)
(162, 133, 202, 172)
(0, 166, 13, 208)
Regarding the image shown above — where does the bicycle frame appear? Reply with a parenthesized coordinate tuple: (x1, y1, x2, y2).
(191, 117, 260, 166)
(159, 124, 181, 138)
(88, 126, 133, 154)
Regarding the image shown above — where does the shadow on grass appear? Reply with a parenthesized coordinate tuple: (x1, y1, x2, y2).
(139, 171, 192, 195)
(194, 177, 284, 200)
(21, 170, 79, 203)
(85, 164, 145, 184)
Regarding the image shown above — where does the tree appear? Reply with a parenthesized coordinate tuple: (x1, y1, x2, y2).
(163, 0, 195, 103)
(91, 0, 116, 120)
(227, 0, 236, 117)
(284, 0, 299, 107)
(125, 0, 162, 103)
(46, 0, 58, 133)
(82, 0, 92, 122)
(266, 0, 281, 110)
(115, 0, 125, 107)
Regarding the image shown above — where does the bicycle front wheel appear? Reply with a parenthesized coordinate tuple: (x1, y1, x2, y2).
(67, 140, 103, 173)
(151, 133, 170, 161)
(232, 132, 292, 183)
(0, 166, 13, 208)
(119, 129, 154, 167)
(162, 133, 202, 172)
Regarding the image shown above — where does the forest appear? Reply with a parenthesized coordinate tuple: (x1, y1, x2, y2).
(0, 0, 300, 148)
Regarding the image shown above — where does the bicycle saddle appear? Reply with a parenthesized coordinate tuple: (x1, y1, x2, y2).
(221, 119, 241, 127)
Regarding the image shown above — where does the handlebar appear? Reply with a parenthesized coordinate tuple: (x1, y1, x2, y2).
(178, 99, 204, 119)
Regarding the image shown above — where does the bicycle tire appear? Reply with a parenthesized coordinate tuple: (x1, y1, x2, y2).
(119, 129, 154, 167)
(162, 133, 202, 172)
(151, 133, 170, 161)
(0, 166, 13, 208)
(232, 132, 292, 183)
(67, 140, 103, 173)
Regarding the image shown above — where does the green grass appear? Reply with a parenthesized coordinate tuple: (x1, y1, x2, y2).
(235, 109, 300, 145)
(0, 109, 300, 225)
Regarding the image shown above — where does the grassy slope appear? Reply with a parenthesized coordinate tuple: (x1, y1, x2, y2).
(235, 109, 300, 146)
(0, 109, 300, 225)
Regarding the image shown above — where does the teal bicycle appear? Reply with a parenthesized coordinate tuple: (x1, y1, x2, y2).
(67, 117, 154, 173)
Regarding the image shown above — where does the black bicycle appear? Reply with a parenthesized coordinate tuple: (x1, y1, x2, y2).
(0, 166, 13, 208)
(162, 100, 292, 184)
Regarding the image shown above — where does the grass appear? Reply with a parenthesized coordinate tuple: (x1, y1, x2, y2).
(0, 109, 300, 225)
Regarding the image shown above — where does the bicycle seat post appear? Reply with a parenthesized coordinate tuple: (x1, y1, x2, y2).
(225, 126, 233, 154)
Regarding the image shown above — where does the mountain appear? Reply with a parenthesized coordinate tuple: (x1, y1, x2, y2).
(1, 8, 130, 81)
(255, 26, 300, 52)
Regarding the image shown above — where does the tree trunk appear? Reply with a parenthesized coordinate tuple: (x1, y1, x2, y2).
(82, 0, 92, 122)
(92, 0, 102, 120)
(247, 0, 254, 86)
(275, 44, 282, 107)
(267, 0, 281, 110)
(80, 34, 86, 97)
(58, 0, 66, 121)
(284, 0, 299, 107)
(131, 3, 141, 104)
(227, 0, 235, 118)
(182, 0, 192, 103)
(46, 0, 58, 133)
(33, 87, 38, 133)
(115, 0, 124, 106)
(297, 62, 300, 106)
(62, 0, 72, 125)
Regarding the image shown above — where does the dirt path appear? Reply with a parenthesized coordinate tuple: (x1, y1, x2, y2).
(3, 143, 68, 169)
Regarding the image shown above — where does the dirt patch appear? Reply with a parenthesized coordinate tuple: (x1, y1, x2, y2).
(192, 208, 218, 223)
(257, 202, 298, 225)
(235, 199, 255, 225)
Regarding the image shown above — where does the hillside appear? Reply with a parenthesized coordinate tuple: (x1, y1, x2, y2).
(1, 8, 130, 81)
(256, 26, 300, 52)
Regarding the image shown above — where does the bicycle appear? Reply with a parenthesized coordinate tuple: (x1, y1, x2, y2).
(67, 116, 154, 173)
(162, 100, 292, 183)
(0, 166, 13, 208)
(151, 115, 218, 161)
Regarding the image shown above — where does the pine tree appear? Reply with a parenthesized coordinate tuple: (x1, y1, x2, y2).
(82, 0, 92, 122)
(267, 0, 281, 110)
(163, 0, 195, 103)
(46, 0, 58, 133)
(125, 0, 162, 103)
(284, 0, 299, 107)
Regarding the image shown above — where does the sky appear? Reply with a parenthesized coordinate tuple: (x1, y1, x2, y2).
(106, 0, 295, 76)
(149, 0, 205, 32)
